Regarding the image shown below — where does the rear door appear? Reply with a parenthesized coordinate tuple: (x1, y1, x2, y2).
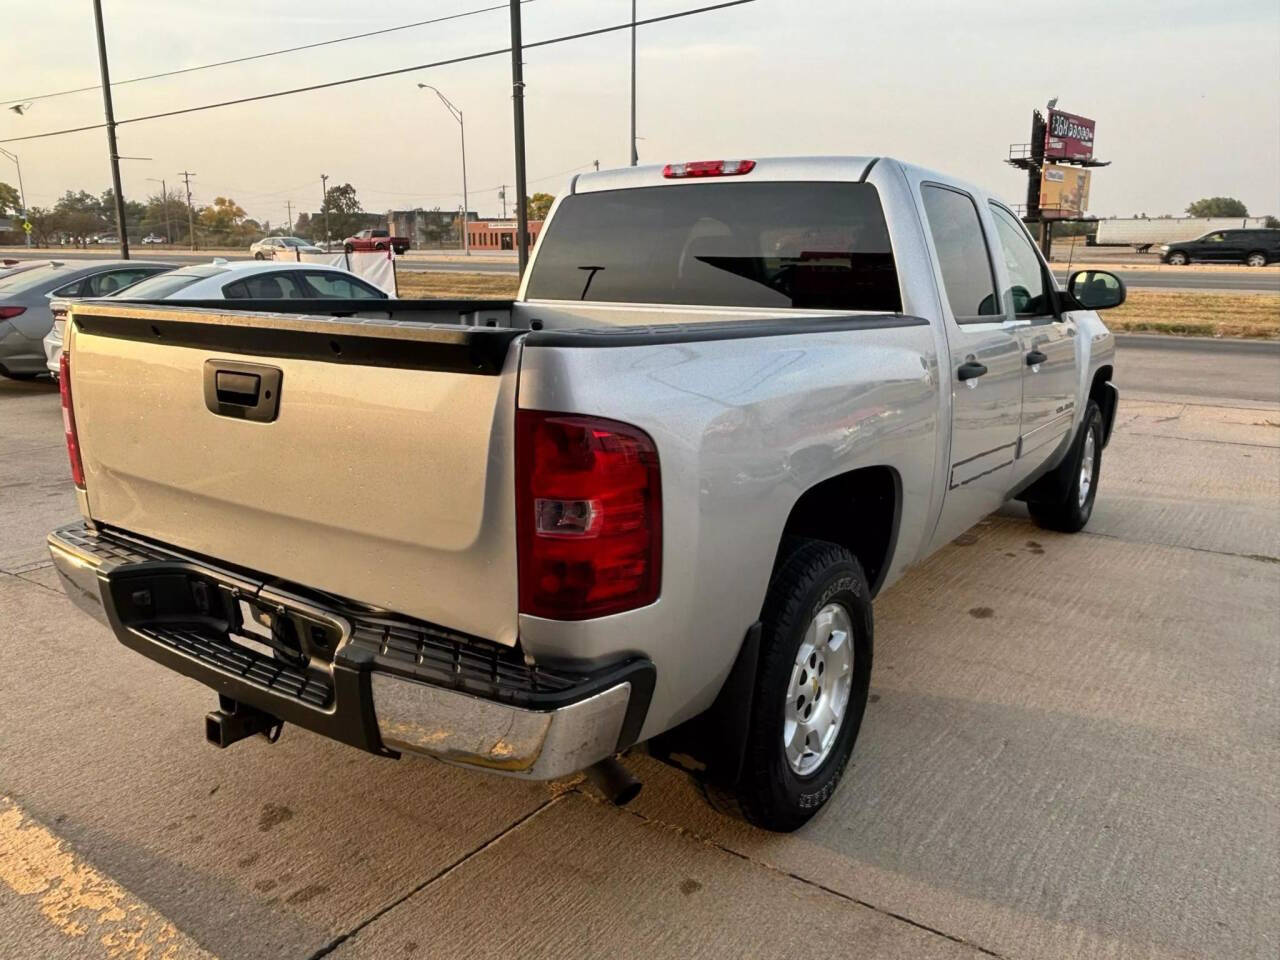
(987, 203, 1077, 484)
(916, 183, 1024, 548)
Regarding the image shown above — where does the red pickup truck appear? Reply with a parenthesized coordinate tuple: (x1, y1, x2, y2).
(343, 228, 410, 255)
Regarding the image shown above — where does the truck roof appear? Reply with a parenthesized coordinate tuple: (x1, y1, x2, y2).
(572, 156, 880, 194)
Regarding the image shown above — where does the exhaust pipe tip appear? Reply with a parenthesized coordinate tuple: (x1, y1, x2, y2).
(584, 756, 642, 806)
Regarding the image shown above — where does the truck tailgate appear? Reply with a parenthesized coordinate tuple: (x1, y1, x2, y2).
(67, 303, 523, 645)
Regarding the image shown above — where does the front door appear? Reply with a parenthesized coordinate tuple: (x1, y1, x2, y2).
(917, 183, 1025, 552)
(988, 203, 1078, 484)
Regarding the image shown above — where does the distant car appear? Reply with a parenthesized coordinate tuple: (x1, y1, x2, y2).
(0, 260, 175, 379)
(343, 228, 410, 255)
(248, 236, 324, 260)
(96, 236, 119, 246)
(142, 234, 166, 244)
(1160, 228, 1280, 266)
(43, 260, 389, 378)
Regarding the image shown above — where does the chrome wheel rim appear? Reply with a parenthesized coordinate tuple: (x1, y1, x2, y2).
(784, 603, 854, 776)
(1078, 428, 1096, 508)
(1247, 254, 1266, 267)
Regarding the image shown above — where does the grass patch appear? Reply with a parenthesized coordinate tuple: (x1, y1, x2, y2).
(394, 273, 1279, 340)
(396, 270, 518, 299)
(1104, 290, 1280, 339)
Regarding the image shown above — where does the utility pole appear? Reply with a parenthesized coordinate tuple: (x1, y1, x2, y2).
(0, 147, 28, 248)
(179, 171, 196, 250)
(593, 159, 600, 171)
(146, 177, 171, 243)
(499, 185, 507, 219)
(285, 199, 293, 235)
(509, 0, 530, 273)
(92, 0, 130, 259)
(630, 0, 638, 166)
(320, 174, 330, 247)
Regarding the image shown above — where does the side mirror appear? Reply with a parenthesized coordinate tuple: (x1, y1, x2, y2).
(1067, 269, 1126, 311)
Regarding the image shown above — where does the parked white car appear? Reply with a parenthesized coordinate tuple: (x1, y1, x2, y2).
(141, 234, 166, 245)
(248, 236, 324, 260)
(44, 260, 386, 375)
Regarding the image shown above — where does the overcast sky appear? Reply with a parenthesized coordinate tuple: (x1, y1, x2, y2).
(3, 0, 1277, 226)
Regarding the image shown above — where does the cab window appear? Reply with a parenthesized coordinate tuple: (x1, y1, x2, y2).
(988, 204, 1053, 317)
(920, 184, 1001, 321)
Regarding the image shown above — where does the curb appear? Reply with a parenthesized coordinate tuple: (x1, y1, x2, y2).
(1115, 333, 1280, 355)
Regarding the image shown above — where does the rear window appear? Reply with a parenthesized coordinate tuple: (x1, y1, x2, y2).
(0, 263, 71, 293)
(525, 182, 901, 311)
(115, 272, 206, 299)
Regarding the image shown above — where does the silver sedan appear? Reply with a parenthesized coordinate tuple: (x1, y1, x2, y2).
(0, 260, 176, 379)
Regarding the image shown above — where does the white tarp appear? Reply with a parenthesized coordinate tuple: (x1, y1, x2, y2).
(276, 249, 398, 296)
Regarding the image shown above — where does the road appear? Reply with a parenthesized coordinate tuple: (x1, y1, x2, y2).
(6, 248, 1280, 289)
(1, 339, 1277, 960)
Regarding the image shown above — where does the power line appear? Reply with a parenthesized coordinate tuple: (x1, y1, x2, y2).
(0, 1, 536, 109)
(0, 1, 757, 146)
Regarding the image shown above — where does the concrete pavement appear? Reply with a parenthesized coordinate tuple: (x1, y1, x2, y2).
(0, 338, 1277, 959)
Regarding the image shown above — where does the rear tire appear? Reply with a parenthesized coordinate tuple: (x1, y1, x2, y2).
(1028, 400, 1103, 533)
(1166, 252, 1188, 266)
(253, 252, 265, 260)
(1245, 251, 1268, 267)
(730, 539, 873, 832)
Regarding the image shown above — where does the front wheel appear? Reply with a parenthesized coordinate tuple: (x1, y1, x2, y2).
(730, 539, 873, 832)
(1028, 400, 1103, 533)
(1166, 252, 1188, 266)
(1245, 252, 1268, 267)
(343, 244, 354, 254)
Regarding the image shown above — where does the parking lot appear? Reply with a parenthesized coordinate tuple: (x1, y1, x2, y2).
(1, 337, 1277, 960)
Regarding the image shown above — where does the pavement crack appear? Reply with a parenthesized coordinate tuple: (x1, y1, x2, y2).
(1121, 431, 1279, 450)
(302, 792, 565, 960)
(592, 790, 1009, 960)
(1081, 528, 1280, 565)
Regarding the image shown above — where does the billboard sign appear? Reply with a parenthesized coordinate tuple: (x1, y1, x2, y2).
(1039, 165, 1091, 219)
(1044, 109, 1095, 161)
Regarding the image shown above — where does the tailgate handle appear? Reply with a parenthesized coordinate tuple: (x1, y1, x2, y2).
(215, 371, 260, 406)
(204, 360, 282, 423)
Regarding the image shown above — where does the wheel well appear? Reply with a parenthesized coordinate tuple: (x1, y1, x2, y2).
(775, 466, 900, 596)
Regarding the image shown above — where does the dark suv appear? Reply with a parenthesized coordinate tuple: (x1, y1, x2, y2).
(1159, 229, 1280, 266)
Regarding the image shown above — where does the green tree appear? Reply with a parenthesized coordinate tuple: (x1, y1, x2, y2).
(141, 190, 189, 243)
(526, 192, 554, 221)
(0, 181, 20, 217)
(1264, 215, 1279, 229)
(320, 183, 363, 240)
(1185, 197, 1248, 218)
(53, 190, 107, 246)
(25, 206, 55, 246)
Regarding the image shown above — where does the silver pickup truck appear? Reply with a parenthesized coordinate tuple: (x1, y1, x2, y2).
(49, 156, 1121, 831)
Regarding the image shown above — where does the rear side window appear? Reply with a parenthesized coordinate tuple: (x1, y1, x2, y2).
(296, 271, 385, 299)
(920, 185, 1000, 321)
(525, 182, 901, 312)
(223, 273, 307, 299)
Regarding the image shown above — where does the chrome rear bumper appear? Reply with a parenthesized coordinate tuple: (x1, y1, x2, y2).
(48, 523, 653, 779)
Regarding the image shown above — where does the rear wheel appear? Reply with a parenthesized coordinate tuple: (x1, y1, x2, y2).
(1028, 400, 1103, 533)
(1245, 251, 1268, 267)
(729, 539, 873, 832)
(253, 252, 265, 260)
(1166, 252, 1188, 265)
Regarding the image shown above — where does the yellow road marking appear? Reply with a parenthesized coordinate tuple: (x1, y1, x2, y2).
(0, 796, 216, 959)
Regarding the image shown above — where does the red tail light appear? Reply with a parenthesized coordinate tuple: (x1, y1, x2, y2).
(662, 159, 756, 178)
(516, 411, 661, 620)
(59, 351, 85, 488)
(0, 306, 27, 320)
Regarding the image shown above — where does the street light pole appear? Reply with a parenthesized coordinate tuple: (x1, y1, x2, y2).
(418, 84, 470, 256)
(92, 0, 130, 259)
(509, 0, 530, 274)
(0, 147, 29, 248)
(146, 177, 171, 244)
(630, 0, 638, 166)
(320, 174, 330, 248)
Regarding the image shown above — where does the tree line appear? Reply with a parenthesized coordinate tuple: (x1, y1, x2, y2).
(1, 181, 559, 248)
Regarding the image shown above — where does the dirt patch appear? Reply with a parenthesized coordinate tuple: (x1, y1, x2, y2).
(396, 270, 519, 300)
